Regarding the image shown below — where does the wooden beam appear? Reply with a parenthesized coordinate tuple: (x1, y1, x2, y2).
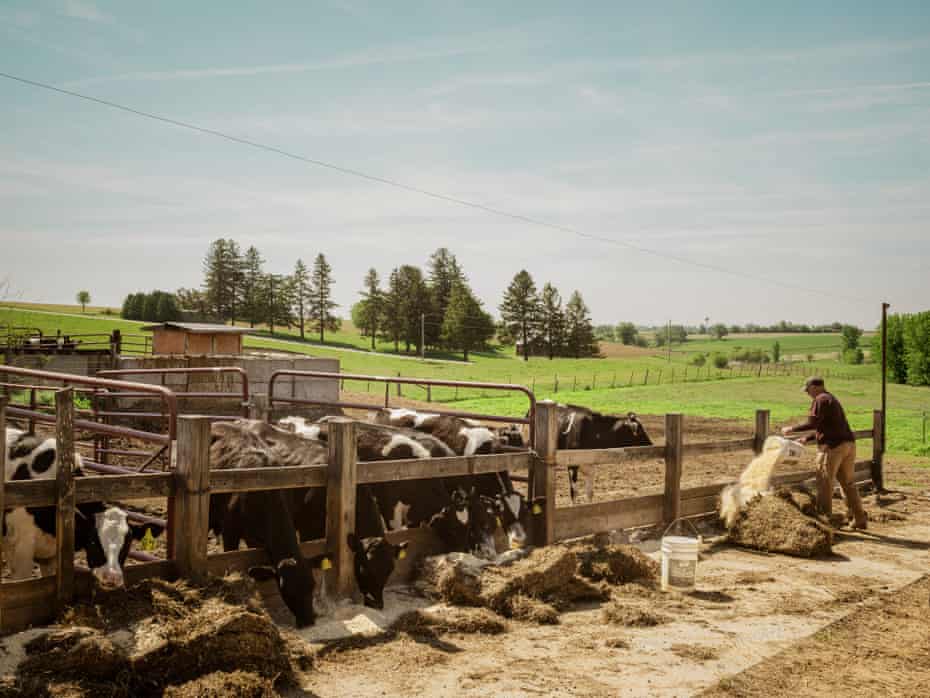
(75, 473, 173, 503)
(0, 576, 56, 610)
(55, 389, 76, 615)
(533, 401, 558, 546)
(663, 414, 683, 525)
(852, 429, 874, 440)
(554, 444, 666, 467)
(871, 409, 884, 491)
(206, 540, 327, 577)
(4, 479, 56, 508)
(553, 493, 665, 540)
(754, 409, 770, 454)
(327, 419, 357, 599)
(210, 465, 327, 493)
(173, 416, 211, 584)
(680, 437, 755, 457)
(357, 452, 532, 484)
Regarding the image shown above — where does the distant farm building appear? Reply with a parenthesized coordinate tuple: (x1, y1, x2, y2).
(141, 322, 250, 355)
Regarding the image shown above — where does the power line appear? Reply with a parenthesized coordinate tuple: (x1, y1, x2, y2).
(1, 70, 875, 305)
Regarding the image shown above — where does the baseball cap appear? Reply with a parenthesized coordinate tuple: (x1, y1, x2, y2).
(802, 376, 824, 392)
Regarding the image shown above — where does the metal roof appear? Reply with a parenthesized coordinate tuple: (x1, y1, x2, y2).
(140, 322, 252, 334)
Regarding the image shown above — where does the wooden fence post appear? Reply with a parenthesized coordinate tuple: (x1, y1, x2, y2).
(250, 393, 269, 421)
(871, 409, 885, 491)
(1, 396, 6, 628)
(532, 401, 558, 546)
(754, 409, 770, 454)
(396, 373, 402, 397)
(643, 369, 649, 385)
(174, 416, 212, 584)
(663, 414, 683, 525)
(55, 389, 76, 614)
(327, 419, 357, 599)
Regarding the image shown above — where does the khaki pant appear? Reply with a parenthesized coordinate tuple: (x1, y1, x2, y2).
(816, 441, 867, 528)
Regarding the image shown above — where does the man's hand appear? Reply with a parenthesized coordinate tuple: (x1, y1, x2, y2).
(781, 426, 793, 436)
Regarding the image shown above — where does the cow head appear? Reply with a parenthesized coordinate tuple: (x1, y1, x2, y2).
(248, 555, 320, 628)
(468, 492, 501, 559)
(496, 425, 525, 448)
(347, 533, 407, 610)
(427, 487, 471, 551)
(494, 490, 528, 549)
(77, 505, 164, 590)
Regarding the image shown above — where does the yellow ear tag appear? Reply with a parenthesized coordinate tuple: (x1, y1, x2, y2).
(141, 529, 156, 552)
(321, 558, 333, 571)
(496, 517, 503, 528)
(398, 548, 407, 560)
(532, 503, 543, 515)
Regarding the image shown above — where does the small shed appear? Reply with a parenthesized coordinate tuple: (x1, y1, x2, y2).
(141, 322, 250, 355)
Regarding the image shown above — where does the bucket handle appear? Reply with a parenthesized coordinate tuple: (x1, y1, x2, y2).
(662, 517, 702, 543)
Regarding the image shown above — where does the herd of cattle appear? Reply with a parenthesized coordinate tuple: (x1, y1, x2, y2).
(2, 404, 652, 629)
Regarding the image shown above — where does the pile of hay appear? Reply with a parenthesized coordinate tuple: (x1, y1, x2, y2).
(417, 541, 658, 625)
(728, 491, 833, 557)
(391, 607, 508, 636)
(0, 576, 302, 697)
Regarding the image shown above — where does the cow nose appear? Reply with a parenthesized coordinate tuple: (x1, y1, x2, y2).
(92, 566, 125, 589)
(508, 524, 528, 548)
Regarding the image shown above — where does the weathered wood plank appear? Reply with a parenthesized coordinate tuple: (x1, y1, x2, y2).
(663, 414, 683, 524)
(871, 410, 884, 490)
(75, 473, 173, 503)
(754, 410, 770, 454)
(4, 479, 56, 508)
(357, 452, 533, 484)
(327, 419, 357, 598)
(0, 602, 56, 634)
(206, 540, 326, 577)
(209, 465, 328, 493)
(853, 429, 874, 440)
(174, 417, 211, 584)
(680, 437, 756, 457)
(553, 494, 665, 540)
(55, 389, 75, 614)
(533, 401, 559, 546)
(0, 576, 56, 609)
(554, 444, 667, 467)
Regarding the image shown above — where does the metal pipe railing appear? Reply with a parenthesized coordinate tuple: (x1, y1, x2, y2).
(98, 367, 250, 418)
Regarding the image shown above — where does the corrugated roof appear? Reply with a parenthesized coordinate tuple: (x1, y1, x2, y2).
(140, 322, 252, 334)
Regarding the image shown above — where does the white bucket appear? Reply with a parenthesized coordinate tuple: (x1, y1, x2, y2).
(660, 535, 700, 592)
(763, 435, 805, 465)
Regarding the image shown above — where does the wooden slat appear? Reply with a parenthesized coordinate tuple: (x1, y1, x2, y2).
(5, 479, 57, 508)
(206, 540, 327, 577)
(0, 576, 56, 609)
(75, 473, 173, 503)
(0, 602, 55, 634)
(754, 410, 770, 454)
(357, 451, 532, 484)
(327, 419, 357, 598)
(681, 494, 721, 518)
(664, 414, 683, 524)
(55, 389, 75, 614)
(680, 481, 731, 501)
(681, 437, 756, 457)
(209, 464, 327, 493)
(174, 417, 211, 584)
(555, 444, 666, 467)
(853, 429, 874, 440)
(553, 494, 665, 540)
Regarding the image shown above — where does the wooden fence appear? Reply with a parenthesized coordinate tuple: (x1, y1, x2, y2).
(0, 394, 884, 634)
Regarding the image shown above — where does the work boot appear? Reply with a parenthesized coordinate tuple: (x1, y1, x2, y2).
(828, 513, 847, 528)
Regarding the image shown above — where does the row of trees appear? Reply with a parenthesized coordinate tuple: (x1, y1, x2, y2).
(874, 312, 930, 385)
(499, 271, 598, 360)
(351, 249, 494, 360)
(121, 291, 181, 322)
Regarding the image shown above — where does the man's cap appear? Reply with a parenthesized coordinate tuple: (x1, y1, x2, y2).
(802, 376, 825, 392)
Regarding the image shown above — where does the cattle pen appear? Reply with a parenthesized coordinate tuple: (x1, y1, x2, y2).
(0, 368, 885, 635)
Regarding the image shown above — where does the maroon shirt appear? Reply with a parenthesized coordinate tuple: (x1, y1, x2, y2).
(789, 392, 855, 448)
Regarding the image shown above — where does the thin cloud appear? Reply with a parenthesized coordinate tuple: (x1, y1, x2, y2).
(59, 0, 113, 25)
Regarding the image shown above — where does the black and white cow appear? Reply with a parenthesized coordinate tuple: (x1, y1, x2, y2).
(3, 427, 163, 587)
(530, 404, 653, 504)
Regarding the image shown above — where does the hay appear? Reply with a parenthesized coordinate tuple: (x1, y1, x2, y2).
(602, 599, 669, 627)
(670, 643, 720, 662)
(480, 547, 578, 610)
(162, 672, 278, 698)
(502, 595, 560, 624)
(719, 449, 782, 528)
(5, 575, 299, 697)
(391, 608, 508, 636)
(575, 544, 658, 585)
(728, 494, 833, 557)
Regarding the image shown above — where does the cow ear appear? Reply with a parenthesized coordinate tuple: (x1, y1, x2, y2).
(247, 566, 277, 582)
(347, 533, 362, 553)
(309, 554, 333, 571)
(394, 542, 409, 560)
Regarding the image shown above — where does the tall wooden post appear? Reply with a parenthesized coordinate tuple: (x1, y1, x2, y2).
(532, 401, 558, 546)
(327, 419, 357, 599)
(880, 302, 889, 467)
(871, 409, 885, 492)
(663, 414, 683, 525)
(0, 396, 7, 628)
(174, 417, 212, 584)
(55, 389, 76, 614)
(250, 393, 269, 422)
(753, 410, 770, 455)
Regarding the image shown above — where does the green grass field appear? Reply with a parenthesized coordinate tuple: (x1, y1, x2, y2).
(3, 304, 927, 458)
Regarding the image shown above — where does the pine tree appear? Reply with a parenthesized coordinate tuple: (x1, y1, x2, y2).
(307, 253, 340, 343)
(291, 259, 312, 340)
(202, 239, 243, 324)
(353, 268, 383, 350)
(427, 248, 464, 348)
(441, 281, 495, 361)
(260, 273, 295, 336)
(241, 246, 264, 328)
(395, 265, 432, 354)
(563, 291, 598, 358)
(381, 268, 405, 353)
(499, 270, 541, 361)
(539, 282, 565, 360)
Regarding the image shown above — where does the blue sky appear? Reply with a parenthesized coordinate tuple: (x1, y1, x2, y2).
(2, 1, 929, 327)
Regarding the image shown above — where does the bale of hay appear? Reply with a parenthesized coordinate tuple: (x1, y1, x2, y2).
(392, 608, 508, 636)
(162, 671, 278, 698)
(480, 547, 577, 610)
(728, 494, 833, 557)
(575, 544, 658, 585)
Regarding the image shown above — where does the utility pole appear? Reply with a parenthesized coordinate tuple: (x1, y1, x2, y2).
(420, 313, 425, 360)
(881, 301, 889, 459)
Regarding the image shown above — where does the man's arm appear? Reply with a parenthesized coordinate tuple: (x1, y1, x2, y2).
(781, 398, 822, 438)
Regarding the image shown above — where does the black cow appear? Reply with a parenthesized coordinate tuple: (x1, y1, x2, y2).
(4, 428, 163, 587)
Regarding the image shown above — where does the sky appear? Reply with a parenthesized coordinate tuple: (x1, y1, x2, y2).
(2, 1, 929, 328)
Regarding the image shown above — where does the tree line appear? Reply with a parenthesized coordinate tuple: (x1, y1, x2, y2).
(874, 311, 930, 386)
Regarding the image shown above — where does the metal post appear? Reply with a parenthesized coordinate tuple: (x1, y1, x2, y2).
(881, 302, 889, 462)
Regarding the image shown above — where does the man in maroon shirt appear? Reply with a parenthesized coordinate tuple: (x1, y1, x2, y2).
(782, 377, 868, 529)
